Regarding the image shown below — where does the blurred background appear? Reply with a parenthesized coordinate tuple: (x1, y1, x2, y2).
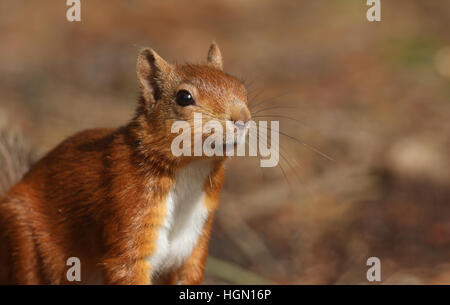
(1, 0, 450, 284)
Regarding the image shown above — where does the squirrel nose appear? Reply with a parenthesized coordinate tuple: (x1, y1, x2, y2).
(230, 106, 251, 127)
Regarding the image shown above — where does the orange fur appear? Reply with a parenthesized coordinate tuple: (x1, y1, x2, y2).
(0, 43, 250, 284)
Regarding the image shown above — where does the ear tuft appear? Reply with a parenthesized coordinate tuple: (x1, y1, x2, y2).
(136, 48, 171, 105)
(207, 42, 223, 70)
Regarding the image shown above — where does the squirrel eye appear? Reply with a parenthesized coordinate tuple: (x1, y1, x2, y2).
(176, 90, 195, 107)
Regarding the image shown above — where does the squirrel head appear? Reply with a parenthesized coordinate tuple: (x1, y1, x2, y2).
(134, 43, 251, 160)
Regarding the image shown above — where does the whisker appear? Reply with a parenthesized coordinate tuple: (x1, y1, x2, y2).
(247, 88, 267, 106)
(248, 92, 291, 112)
(255, 132, 296, 188)
(277, 154, 291, 188)
(248, 140, 267, 186)
(257, 129, 300, 182)
(265, 126, 334, 162)
(251, 106, 298, 116)
(252, 114, 304, 123)
(252, 115, 328, 139)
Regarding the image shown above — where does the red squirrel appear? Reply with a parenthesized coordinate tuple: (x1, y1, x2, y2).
(0, 43, 251, 284)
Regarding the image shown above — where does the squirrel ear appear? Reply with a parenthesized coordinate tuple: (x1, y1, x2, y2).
(207, 42, 223, 70)
(136, 48, 171, 105)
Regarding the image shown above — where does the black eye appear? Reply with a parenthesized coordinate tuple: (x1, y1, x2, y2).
(176, 90, 195, 107)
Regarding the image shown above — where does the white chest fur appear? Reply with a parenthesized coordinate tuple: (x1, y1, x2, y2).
(146, 160, 212, 278)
